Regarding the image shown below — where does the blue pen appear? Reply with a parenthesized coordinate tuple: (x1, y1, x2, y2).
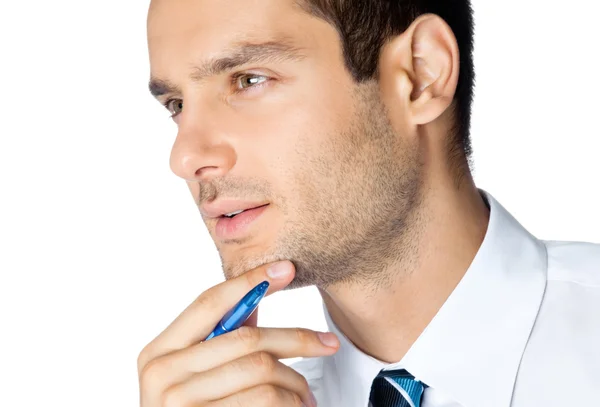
(203, 280, 270, 341)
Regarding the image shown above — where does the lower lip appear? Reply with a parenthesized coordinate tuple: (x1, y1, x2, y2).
(215, 205, 269, 240)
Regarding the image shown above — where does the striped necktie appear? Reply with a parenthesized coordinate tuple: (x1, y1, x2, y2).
(369, 369, 427, 407)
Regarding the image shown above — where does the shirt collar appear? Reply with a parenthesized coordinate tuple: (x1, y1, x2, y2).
(323, 190, 548, 407)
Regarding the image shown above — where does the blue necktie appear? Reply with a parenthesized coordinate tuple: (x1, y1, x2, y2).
(369, 369, 427, 407)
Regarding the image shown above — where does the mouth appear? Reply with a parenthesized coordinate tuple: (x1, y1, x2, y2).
(221, 204, 269, 219)
(214, 204, 270, 241)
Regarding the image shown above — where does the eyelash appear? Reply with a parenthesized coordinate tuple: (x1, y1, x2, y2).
(163, 73, 271, 119)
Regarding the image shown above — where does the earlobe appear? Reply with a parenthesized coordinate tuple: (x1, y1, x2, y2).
(411, 90, 453, 124)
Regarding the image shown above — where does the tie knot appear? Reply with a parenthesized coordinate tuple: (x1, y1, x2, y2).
(370, 369, 426, 407)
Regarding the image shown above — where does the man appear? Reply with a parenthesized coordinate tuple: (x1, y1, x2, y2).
(138, 0, 600, 406)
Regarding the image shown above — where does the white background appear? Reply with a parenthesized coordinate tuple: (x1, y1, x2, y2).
(0, 1, 598, 406)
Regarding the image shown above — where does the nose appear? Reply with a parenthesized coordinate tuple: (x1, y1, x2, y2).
(170, 123, 237, 183)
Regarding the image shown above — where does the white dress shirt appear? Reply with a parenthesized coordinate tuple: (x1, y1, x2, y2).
(290, 191, 600, 407)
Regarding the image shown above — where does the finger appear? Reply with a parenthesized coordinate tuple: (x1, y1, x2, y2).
(208, 385, 306, 407)
(175, 326, 338, 373)
(208, 385, 305, 407)
(145, 326, 338, 389)
(138, 260, 295, 372)
(206, 384, 304, 407)
(163, 353, 315, 407)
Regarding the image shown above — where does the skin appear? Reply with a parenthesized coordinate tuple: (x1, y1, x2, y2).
(137, 263, 335, 407)
(146, 0, 489, 386)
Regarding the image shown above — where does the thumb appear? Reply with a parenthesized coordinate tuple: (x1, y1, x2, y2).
(242, 306, 259, 327)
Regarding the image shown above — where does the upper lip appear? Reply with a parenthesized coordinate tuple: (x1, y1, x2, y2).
(200, 200, 269, 219)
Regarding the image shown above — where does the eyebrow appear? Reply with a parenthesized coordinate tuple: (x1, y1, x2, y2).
(148, 40, 308, 98)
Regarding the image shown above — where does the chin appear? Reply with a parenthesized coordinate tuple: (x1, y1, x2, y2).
(222, 252, 281, 280)
(284, 276, 313, 291)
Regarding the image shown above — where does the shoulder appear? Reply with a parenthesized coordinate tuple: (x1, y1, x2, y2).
(529, 239, 600, 343)
(515, 241, 600, 397)
(528, 240, 600, 345)
(543, 240, 600, 286)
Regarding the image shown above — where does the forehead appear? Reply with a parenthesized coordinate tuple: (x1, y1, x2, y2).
(147, 0, 321, 69)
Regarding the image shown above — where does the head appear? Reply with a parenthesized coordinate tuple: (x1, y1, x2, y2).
(146, 0, 475, 289)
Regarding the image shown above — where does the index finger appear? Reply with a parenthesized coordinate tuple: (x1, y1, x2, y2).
(138, 260, 295, 371)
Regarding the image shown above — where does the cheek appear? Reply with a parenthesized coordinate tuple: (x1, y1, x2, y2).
(237, 99, 338, 177)
(228, 73, 355, 204)
(246, 123, 332, 222)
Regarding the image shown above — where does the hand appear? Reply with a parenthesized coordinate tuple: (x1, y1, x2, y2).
(137, 260, 340, 407)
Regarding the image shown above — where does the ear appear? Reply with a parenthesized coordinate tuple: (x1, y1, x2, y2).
(378, 13, 460, 128)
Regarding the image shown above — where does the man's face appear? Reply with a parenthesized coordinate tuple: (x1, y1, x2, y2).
(147, 0, 422, 289)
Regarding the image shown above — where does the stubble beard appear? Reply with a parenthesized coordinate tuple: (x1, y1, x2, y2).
(227, 83, 425, 292)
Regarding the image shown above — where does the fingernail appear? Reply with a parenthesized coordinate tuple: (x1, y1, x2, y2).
(317, 332, 338, 348)
(267, 261, 291, 279)
(310, 391, 318, 407)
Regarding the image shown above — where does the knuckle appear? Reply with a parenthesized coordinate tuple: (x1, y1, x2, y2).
(137, 347, 150, 374)
(139, 357, 165, 390)
(194, 289, 218, 313)
(300, 378, 311, 397)
(294, 327, 314, 345)
(245, 270, 258, 289)
(249, 351, 276, 373)
(235, 325, 261, 349)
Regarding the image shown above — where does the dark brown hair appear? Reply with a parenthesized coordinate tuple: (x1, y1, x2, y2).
(296, 0, 476, 168)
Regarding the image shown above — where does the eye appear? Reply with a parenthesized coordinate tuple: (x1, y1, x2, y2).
(233, 73, 269, 91)
(164, 98, 183, 118)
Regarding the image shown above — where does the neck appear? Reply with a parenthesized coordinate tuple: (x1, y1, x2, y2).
(318, 173, 490, 363)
